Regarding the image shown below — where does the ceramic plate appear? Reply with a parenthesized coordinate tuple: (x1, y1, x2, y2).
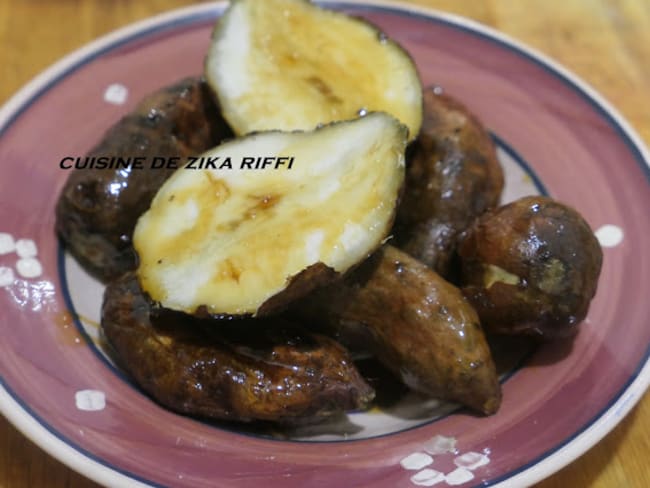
(1, 1, 649, 487)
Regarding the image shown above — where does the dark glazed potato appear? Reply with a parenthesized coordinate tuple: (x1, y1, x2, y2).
(291, 245, 501, 415)
(393, 87, 504, 277)
(101, 273, 374, 423)
(56, 78, 232, 282)
(459, 196, 603, 339)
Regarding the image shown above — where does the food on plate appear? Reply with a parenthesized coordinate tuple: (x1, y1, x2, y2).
(392, 87, 504, 277)
(102, 273, 374, 422)
(458, 196, 603, 338)
(134, 113, 407, 317)
(205, 0, 423, 140)
(61, 1, 604, 427)
(290, 245, 501, 415)
(56, 78, 232, 282)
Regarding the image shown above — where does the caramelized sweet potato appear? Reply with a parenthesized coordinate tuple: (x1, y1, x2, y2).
(101, 273, 374, 423)
(393, 87, 503, 277)
(291, 245, 501, 415)
(56, 77, 232, 282)
(459, 196, 603, 338)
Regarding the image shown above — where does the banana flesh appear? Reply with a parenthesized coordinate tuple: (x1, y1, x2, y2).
(206, 0, 423, 140)
(133, 113, 407, 316)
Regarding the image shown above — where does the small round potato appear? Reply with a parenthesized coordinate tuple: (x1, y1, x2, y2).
(458, 196, 603, 338)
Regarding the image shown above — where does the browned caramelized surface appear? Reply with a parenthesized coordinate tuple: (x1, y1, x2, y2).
(393, 87, 504, 277)
(459, 196, 603, 338)
(56, 77, 232, 282)
(101, 273, 374, 423)
(291, 245, 501, 415)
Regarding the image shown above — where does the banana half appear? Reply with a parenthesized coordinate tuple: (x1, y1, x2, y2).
(206, 0, 423, 140)
(134, 113, 407, 317)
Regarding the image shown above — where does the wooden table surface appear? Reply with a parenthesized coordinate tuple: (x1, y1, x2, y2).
(1, 0, 649, 487)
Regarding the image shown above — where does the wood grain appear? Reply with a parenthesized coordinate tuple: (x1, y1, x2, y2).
(1, 0, 648, 487)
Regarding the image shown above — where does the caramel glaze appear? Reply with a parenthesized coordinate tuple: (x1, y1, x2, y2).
(52, 310, 100, 347)
(56, 77, 232, 282)
(290, 245, 501, 416)
(52, 310, 83, 347)
(393, 87, 503, 278)
(101, 272, 374, 423)
(459, 196, 603, 339)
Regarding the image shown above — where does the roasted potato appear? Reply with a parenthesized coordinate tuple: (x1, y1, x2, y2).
(291, 245, 501, 415)
(393, 87, 504, 277)
(134, 113, 407, 317)
(56, 77, 232, 282)
(459, 196, 603, 338)
(101, 272, 374, 423)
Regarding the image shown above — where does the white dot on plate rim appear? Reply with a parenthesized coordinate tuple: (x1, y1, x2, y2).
(15, 257, 43, 278)
(75, 390, 106, 411)
(445, 467, 474, 485)
(15, 238, 38, 258)
(0, 233, 15, 255)
(424, 434, 457, 455)
(0, 266, 14, 287)
(103, 83, 129, 105)
(410, 468, 445, 486)
(453, 451, 490, 470)
(595, 224, 624, 248)
(400, 452, 434, 470)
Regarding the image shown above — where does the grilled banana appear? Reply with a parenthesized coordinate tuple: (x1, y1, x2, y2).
(134, 113, 407, 317)
(205, 0, 422, 140)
